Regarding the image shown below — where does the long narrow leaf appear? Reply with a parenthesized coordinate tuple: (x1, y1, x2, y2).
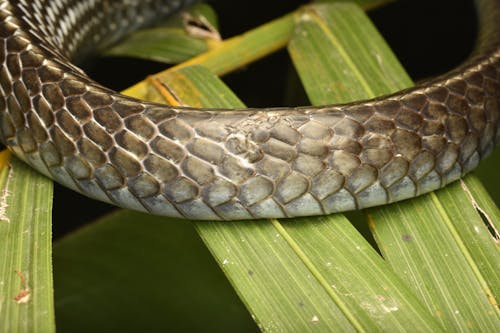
(106, 4, 220, 64)
(157, 65, 370, 332)
(123, 0, 392, 98)
(0, 152, 54, 333)
(149, 59, 443, 331)
(287, 2, 500, 331)
(53, 210, 258, 333)
(100, 0, 498, 332)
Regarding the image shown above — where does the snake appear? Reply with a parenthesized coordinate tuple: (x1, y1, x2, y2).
(0, 0, 498, 220)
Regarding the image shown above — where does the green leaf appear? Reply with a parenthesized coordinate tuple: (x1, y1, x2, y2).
(152, 59, 442, 331)
(314, 0, 396, 10)
(288, 2, 500, 331)
(50, 0, 499, 332)
(0, 152, 54, 333)
(369, 190, 500, 330)
(122, 0, 393, 98)
(105, 4, 219, 63)
(475, 150, 500, 206)
(106, 28, 210, 63)
(158, 3, 219, 30)
(53, 210, 258, 333)
(434, 178, 500, 300)
(288, 3, 412, 103)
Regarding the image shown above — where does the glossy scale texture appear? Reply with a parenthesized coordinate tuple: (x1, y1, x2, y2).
(0, 0, 499, 220)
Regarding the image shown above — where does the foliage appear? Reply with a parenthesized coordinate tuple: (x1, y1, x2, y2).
(0, 1, 498, 332)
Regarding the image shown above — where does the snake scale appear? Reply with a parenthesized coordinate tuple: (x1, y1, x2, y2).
(0, 0, 498, 220)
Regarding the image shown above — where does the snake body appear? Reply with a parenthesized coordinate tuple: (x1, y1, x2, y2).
(0, 0, 498, 220)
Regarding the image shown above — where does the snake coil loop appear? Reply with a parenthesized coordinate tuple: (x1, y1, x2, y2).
(0, 0, 499, 220)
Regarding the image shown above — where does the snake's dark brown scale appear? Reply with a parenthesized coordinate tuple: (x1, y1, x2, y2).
(0, 0, 498, 220)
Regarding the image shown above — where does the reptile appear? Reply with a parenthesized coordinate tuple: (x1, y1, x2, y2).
(0, 0, 498, 220)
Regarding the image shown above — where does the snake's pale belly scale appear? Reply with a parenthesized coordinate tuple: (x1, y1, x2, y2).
(0, 0, 499, 220)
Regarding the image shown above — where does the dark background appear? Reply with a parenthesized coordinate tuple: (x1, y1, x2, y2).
(53, 0, 478, 238)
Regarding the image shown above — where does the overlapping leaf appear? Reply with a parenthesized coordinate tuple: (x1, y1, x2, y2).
(0, 152, 54, 333)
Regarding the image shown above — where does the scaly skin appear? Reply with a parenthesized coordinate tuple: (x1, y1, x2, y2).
(0, 0, 498, 220)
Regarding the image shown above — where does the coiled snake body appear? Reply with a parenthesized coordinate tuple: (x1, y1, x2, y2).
(0, 0, 498, 220)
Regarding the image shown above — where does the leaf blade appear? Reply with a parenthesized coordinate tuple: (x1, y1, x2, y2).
(159, 66, 368, 331)
(53, 210, 259, 333)
(0, 152, 54, 333)
(289, 2, 500, 331)
(105, 4, 220, 64)
(149, 61, 442, 331)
